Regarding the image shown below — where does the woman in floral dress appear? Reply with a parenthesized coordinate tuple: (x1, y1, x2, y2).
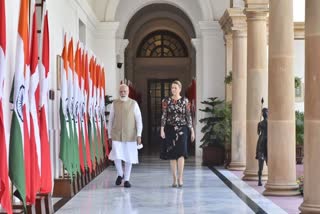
(160, 80, 195, 187)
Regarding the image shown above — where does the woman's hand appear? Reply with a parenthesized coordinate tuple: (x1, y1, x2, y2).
(190, 128, 195, 143)
(160, 127, 165, 139)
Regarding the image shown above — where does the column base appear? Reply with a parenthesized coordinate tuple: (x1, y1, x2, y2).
(242, 169, 267, 181)
(228, 162, 245, 171)
(263, 183, 300, 196)
(299, 202, 320, 214)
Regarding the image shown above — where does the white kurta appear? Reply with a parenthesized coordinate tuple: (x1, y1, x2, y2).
(108, 100, 143, 164)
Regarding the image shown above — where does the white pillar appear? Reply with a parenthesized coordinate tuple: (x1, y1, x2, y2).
(197, 21, 225, 161)
(191, 38, 203, 159)
(199, 21, 225, 100)
(94, 22, 120, 98)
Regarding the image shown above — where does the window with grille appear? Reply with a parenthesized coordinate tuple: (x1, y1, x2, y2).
(137, 31, 188, 57)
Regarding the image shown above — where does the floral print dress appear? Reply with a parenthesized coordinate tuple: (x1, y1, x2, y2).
(160, 97, 192, 160)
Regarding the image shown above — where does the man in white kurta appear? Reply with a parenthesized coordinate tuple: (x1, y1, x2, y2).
(108, 84, 143, 188)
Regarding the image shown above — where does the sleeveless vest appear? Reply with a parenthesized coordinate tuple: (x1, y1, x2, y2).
(111, 98, 137, 142)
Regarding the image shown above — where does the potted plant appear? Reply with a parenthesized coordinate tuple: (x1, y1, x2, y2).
(225, 71, 232, 102)
(296, 111, 304, 164)
(199, 97, 232, 166)
(224, 71, 232, 85)
(295, 77, 302, 97)
(295, 77, 302, 89)
(297, 175, 304, 195)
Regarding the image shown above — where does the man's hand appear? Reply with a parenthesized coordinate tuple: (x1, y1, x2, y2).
(137, 136, 142, 145)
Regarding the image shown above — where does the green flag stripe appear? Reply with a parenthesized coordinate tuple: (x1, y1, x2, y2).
(59, 100, 71, 176)
(9, 112, 26, 205)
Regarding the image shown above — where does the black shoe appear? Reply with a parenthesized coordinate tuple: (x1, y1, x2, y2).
(124, 181, 131, 188)
(115, 176, 123, 185)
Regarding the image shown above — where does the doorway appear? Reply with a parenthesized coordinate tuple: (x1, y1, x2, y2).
(123, 3, 196, 156)
(147, 79, 175, 153)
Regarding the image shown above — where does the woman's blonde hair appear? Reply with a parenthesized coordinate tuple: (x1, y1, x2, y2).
(172, 80, 182, 89)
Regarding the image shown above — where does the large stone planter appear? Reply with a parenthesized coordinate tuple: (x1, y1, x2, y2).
(224, 143, 231, 168)
(202, 145, 225, 166)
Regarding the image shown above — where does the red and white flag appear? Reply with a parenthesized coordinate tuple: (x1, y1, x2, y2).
(84, 51, 92, 172)
(75, 43, 84, 173)
(39, 10, 52, 194)
(0, 0, 12, 213)
(28, 6, 41, 204)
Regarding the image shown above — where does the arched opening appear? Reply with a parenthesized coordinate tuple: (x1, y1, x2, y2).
(136, 30, 188, 57)
(124, 3, 196, 155)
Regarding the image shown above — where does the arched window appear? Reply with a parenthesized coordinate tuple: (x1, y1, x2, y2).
(137, 31, 188, 57)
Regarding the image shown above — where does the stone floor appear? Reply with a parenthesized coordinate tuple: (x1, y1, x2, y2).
(231, 165, 304, 214)
(55, 156, 287, 214)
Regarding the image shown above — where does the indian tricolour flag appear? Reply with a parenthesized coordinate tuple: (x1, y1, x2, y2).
(67, 38, 79, 175)
(9, 0, 29, 207)
(59, 35, 71, 175)
(75, 43, 84, 173)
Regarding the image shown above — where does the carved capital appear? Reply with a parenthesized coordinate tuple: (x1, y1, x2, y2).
(224, 33, 233, 45)
(219, 8, 247, 35)
(244, 0, 269, 21)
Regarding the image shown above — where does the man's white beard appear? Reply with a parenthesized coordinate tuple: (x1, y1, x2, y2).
(120, 96, 128, 101)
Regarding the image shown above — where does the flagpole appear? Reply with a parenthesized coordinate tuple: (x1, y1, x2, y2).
(62, 164, 65, 179)
(61, 29, 68, 180)
(11, 182, 13, 205)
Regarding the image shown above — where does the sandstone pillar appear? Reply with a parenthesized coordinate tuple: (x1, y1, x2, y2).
(263, 0, 299, 196)
(243, 0, 268, 180)
(220, 9, 247, 171)
(300, 0, 320, 212)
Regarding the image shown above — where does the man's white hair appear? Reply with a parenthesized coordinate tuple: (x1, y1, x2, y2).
(119, 84, 129, 91)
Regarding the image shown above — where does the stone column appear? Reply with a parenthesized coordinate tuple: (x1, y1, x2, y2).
(229, 29, 247, 170)
(94, 22, 120, 97)
(191, 38, 203, 159)
(199, 21, 225, 102)
(220, 9, 247, 171)
(263, 0, 299, 196)
(300, 0, 320, 212)
(193, 21, 225, 160)
(243, 0, 268, 181)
